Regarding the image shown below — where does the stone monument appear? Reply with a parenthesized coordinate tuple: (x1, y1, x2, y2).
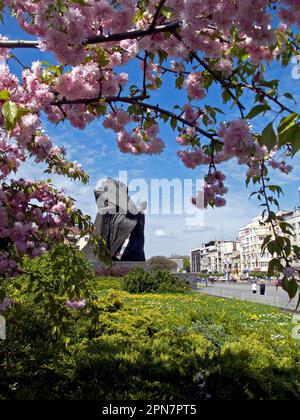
(83, 178, 147, 266)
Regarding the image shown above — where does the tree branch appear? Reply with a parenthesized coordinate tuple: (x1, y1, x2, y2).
(0, 21, 181, 49)
(149, 0, 167, 31)
(50, 95, 217, 141)
(170, 28, 246, 118)
(239, 83, 295, 115)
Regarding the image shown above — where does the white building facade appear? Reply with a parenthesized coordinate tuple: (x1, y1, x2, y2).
(239, 210, 300, 276)
(280, 209, 300, 268)
(239, 217, 272, 275)
(190, 240, 240, 276)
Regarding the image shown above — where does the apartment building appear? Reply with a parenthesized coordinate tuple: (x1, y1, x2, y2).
(239, 216, 274, 275)
(280, 209, 300, 268)
(190, 240, 240, 275)
(239, 210, 300, 275)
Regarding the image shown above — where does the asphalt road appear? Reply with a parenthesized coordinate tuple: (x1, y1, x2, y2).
(197, 282, 299, 312)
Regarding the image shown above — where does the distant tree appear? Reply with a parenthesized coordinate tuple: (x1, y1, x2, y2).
(183, 257, 190, 273)
(148, 256, 177, 273)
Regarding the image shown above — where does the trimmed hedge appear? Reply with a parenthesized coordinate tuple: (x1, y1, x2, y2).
(123, 267, 190, 294)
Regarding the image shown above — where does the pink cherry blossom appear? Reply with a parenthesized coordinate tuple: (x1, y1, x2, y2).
(66, 299, 86, 310)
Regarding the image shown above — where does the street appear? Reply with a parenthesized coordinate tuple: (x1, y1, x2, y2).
(197, 282, 300, 312)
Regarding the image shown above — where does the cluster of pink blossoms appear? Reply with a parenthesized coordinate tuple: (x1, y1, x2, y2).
(0, 178, 80, 274)
(268, 159, 293, 174)
(0, 136, 25, 179)
(177, 149, 210, 169)
(192, 171, 228, 209)
(117, 126, 165, 155)
(185, 73, 207, 101)
(66, 299, 86, 310)
(3, 0, 299, 65)
(103, 110, 132, 133)
(216, 120, 270, 178)
(176, 127, 197, 146)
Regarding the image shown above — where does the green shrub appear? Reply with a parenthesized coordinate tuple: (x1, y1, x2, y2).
(96, 277, 123, 291)
(3, 244, 98, 338)
(123, 267, 190, 294)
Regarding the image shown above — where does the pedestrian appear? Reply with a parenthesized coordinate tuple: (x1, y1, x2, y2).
(252, 282, 257, 295)
(260, 282, 266, 296)
(275, 279, 280, 291)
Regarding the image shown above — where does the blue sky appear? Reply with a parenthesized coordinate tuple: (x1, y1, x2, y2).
(2, 11, 300, 258)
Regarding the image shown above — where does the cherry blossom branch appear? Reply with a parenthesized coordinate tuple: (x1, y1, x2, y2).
(50, 95, 217, 141)
(149, 0, 167, 31)
(142, 52, 149, 97)
(136, 54, 190, 75)
(170, 28, 246, 118)
(0, 21, 181, 49)
(239, 83, 295, 114)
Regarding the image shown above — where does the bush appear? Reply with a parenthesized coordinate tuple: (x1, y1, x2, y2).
(95, 265, 133, 277)
(123, 267, 190, 294)
(96, 277, 123, 291)
(2, 244, 98, 337)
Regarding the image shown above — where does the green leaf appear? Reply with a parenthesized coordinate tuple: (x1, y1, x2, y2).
(259, 123, 277, 152)
(96, 48, 109, 67)
(283, 92, 296, 102)
(277, 113, 299, 135)
(282, 278, 299, 300)
(0, 0, 4, 23)
(267, 258, 283, 277)
(2, 101, 19, 132)
(0, 89, 10, 101)
(161, 6, 172, 19)
(261, 235, 272, 253)
(170, 117, 177, 130)
(245, 104, 271, 120)
(290, 136, 300, 156)
(175, 74, 184, 89)
(278, 123, 300, 148)
(293, 245, 300, 258)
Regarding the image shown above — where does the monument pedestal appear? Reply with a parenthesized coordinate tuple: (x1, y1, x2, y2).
(82, 243, 147, 271)
(92, 260, 148, 271)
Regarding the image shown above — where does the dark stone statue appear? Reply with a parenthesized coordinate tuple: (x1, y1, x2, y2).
(93, 178, 146, 261)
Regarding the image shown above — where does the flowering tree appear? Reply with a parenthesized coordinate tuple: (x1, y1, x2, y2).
(1, 0, 300, 305)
